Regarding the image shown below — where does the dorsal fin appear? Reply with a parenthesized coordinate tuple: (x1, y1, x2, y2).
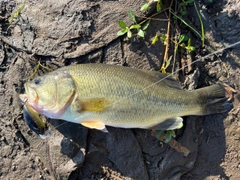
(140, 69, 182, 90)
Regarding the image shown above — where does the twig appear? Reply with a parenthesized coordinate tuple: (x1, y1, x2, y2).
(162, 0, 173, 68)
(151, 130, 190, 157)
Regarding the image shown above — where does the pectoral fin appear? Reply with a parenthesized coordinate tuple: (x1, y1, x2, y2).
(82, 98, 109, 112)
(73, 97, 109, 113)
(81, 120, 108, 132)
(150, 117, 183, 130)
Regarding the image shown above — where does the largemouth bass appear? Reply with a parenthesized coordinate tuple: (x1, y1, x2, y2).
(19, 64, 232, 132)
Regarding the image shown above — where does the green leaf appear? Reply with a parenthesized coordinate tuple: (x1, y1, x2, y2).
(152, 34, 159, 45)
(179, 34, 188, 43)
(118, 20, 127, 29)
(156, 2, 162, 12)
(160, 34, 167, 41)
(9, 4, 25, 23)
(164, 132, 172, 143)
(187, 0, 194, 3)
(161, 67, 166, 74)
(130, 24, 141, 29)
(178, 34, 185, 43)
(187, 38, 191, 46)
(18, 4, 25, 12)
(141, 3, 149, 11)
(117, 29, 128, 36)
(129, 9, 136, 23)
(160, 34, 167, 45)
(155, 130, 165, 138)
(186, 46, 195, 52)
(127, 30, 132, 38)
(164, 130, 175, 143)
(159, 141, 164, 147)
(165, 55, 173, 69)
(181, 11, 187, 16)
(169, 130, 176, 138)
(208, 0, 213, 3)
(138, 29, 144, 38)
(185, 38, 196, 52)
(142, 20, 151, 31)
(179, 2, 185, 7)
(181, 43, 186, 49)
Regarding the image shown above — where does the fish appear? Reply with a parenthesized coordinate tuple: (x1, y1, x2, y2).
(19, 63, 233, 132)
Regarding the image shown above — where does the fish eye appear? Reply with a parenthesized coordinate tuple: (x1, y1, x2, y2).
(34, 78, 42, 85)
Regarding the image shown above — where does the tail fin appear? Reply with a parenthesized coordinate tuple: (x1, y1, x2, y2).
(195, 84, 233, 115)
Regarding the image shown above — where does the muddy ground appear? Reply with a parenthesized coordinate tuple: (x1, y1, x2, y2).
(0, 0, 240, 180)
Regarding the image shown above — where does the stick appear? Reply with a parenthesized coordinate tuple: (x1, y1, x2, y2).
(151, 130, 190, 157)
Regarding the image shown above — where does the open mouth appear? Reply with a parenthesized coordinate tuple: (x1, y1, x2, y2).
(19, 83, 41, 113)
(19, 83, 32, 104)
(19, 94, 28, 104)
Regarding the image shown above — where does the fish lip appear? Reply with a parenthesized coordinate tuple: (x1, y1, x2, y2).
(19, 94, 28, 103)
(19, 83, 41, 113)
(19, 82, 32, 103)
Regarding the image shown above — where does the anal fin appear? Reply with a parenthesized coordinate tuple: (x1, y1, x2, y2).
(150, 117, 183, 130)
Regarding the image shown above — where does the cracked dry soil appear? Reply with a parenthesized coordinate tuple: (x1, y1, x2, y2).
(0, 0, 240, 180)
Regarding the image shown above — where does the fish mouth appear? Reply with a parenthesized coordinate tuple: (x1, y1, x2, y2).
(19, 83, 28, 102)
(19, 93, 28, 104)
(19, 83, 40, 113)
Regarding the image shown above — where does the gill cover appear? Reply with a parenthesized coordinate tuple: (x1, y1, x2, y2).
(26, 70, 76, 117)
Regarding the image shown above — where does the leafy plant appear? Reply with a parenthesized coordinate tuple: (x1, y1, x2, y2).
(179, 0, 194, 16)
(117, 10, 150, 38)
(164, 130, 176, 143)
(174, 34, 195, 53)
(161, 55, 172, 74)
(151, 34, 159, 45)
(141, 0, 163, 12)
(155, 129, 176, 144)
(171, 11, 201, 40)
(172, 0, 205, 47)
(156, 0, 163, 12)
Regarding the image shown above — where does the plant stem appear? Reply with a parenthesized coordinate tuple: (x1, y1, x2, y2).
(171, 11, 202, 39)
(193, 0, 205, 47)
